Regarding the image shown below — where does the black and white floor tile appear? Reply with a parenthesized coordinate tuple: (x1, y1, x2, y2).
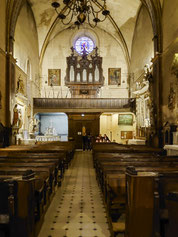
(38, 151, 111, 237)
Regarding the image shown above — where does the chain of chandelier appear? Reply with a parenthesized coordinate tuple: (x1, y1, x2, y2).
(51, 0, 110, 28)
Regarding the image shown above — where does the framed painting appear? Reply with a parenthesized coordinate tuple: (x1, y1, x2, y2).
(118, 114, 133, 126)
(48, 69, 61, 86)
(108, 68, 121, 85)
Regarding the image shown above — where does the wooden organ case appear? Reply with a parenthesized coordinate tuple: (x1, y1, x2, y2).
(65, 47, 104, 98)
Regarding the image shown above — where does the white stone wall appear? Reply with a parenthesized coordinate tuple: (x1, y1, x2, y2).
(14, 1, 40, 99)
(12, 1, 40, 134)
(100, 112, 136, 144)
(130, 5, 154, 81)
(41, 27, 129, 99)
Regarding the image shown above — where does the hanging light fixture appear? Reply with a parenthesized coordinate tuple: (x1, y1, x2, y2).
(51, 0, 110, 28)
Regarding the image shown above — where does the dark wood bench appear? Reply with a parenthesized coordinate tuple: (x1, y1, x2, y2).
(0, 153, 65, 185)
(0, 141, 75, 237)
(92, 143, 178, 236)
(125, 167, 178, 237)
(0, 171, 36, 237)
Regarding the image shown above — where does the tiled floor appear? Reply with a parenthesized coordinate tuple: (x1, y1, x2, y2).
(38, 151, 111, 237)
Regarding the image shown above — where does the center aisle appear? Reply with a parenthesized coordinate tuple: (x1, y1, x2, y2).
(38, 151, 111, 237)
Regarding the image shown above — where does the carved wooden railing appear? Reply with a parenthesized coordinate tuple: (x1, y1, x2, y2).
(33, 98, 136, 112)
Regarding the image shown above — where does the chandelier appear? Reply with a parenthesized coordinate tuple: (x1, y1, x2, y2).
(51, 0, 110, 28)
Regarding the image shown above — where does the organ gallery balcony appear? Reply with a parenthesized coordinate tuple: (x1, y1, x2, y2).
(33, 98, 136, 113)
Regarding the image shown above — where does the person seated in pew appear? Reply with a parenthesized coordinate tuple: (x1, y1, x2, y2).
(96, 134, 104, 143)
(103, 134, 110, 143)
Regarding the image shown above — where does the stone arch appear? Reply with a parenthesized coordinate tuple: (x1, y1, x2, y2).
(141, 0, 162, 53)
(6, 0, 25, 53)
(133, 0, 163, 147)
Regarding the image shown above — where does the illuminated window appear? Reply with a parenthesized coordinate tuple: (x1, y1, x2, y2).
(74, 36, 95, 55)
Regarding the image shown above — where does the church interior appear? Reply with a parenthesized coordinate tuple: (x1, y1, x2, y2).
(0, 0, 178, 236)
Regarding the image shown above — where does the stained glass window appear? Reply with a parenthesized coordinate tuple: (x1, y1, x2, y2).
(74, 36, 95, 55)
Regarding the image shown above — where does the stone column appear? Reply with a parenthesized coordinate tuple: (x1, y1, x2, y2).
(150, 53, 163, 147)
(6, 54, 17, 126)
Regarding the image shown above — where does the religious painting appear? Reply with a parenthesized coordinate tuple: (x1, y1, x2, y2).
(48, 69, 61, 86)
(118, 114, 133, 126)
(108, 68, 121, 85)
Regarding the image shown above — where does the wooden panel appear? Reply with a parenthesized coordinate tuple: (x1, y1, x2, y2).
(68, 113, 100, 149)
(121, 131, 133, 139)
(33, 98, 136, 112)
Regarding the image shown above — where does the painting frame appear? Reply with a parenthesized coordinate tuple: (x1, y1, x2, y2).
(118, 114, 133, 126)
(108, 68, 121, 85)
(48, 69, 61, 86)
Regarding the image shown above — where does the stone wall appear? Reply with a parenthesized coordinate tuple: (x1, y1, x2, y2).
(100, 112, 136, 144)
(162, 0, 178, 125)
(41, 27, 129, 99)
(0, 0, 6, 125)
(130, 5, 154, 81)
(12, 1, 40, 135)
(14, 1, 40, 100)
(129, 4, 154, 139)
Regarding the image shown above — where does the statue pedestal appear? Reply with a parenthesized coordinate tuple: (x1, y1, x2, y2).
(12, 127, 23, 145)
(173, 132, 178, 145)
(12, 127, 19, 145)
(164, 145, 178, 156)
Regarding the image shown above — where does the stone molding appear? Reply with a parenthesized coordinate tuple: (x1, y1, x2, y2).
(0, 48, 6, 56)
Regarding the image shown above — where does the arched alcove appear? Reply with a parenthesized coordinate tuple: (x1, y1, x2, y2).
(100, 112, 136, 144)
(34, 112, 68, 141)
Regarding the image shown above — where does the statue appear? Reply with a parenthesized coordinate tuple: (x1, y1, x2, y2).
(29, 118, 34, 133)
(12, 104, 19, 126)
(144, 64, 153, 83)
(12, 105, 23, 131)
(18, 110, 23, 129)
(168, 83, 176, 111)
(171, 53, 178, 78)
(29, 117, 40, 134)
(16, 75, 25, 94)
(33, 118, 40, 133)
(27, 103, 31, 118)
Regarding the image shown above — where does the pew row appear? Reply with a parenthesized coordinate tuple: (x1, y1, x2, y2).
(0, 141, 75, 237)
(92, 143, 178, 236)
(125, 167, 178, 237)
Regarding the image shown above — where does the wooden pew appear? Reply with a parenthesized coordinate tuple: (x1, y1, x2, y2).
(92, 143, 178, 236)
(0, 153, 65, 185)
(154, 172, 178, 237)
(104, 165, 178, 236)
(0, 171, 35, 237)
(125, 167, 178, 237)
(0, 141, 75, 169)
(93, 143, 164, 155)
(0, 141, 75, 236)
(0, 166, 51, 222)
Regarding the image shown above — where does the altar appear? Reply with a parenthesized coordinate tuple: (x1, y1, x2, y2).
(36, 135, 60, 142)
(164, 131, 178, 156)
(127, 139, 146, 145)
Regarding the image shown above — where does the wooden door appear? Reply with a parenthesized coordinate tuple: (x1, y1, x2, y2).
(68, 113, 100, 149)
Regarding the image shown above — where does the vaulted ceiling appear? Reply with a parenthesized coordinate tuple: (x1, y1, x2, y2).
(28, 0, 141, 63)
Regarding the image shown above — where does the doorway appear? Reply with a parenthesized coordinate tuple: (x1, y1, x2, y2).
(68, 113, 100, 149)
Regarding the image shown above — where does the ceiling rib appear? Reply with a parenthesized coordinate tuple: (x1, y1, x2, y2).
(39, 2, 130, 69)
